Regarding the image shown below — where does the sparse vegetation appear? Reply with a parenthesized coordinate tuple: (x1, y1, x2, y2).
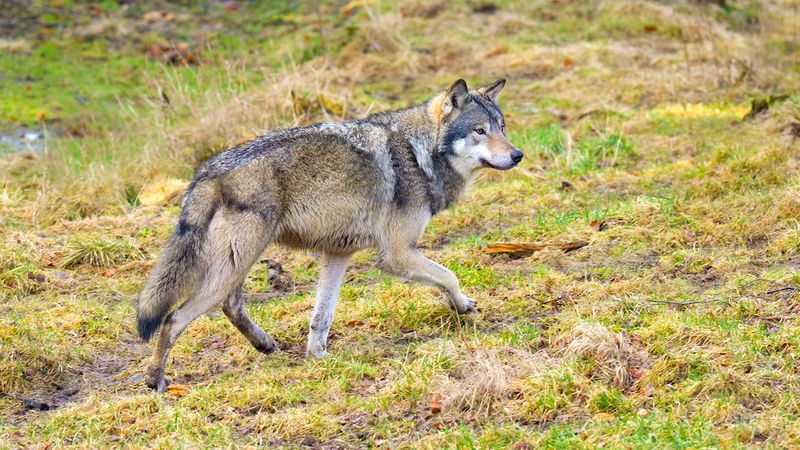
(1, 0, 799, 448)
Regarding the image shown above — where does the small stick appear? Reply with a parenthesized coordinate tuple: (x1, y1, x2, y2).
(485, 241, 588, 257)
(646, 299, 717, 306)
(763, 286, 796, 296)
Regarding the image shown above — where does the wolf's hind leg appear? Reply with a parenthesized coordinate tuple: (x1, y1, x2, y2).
(306, 253, 351, 358)
(223, 284, 277, 354)
(146, 285, 228, 392)
(145, 210, 273, 392)
(380, 248, 476, 314)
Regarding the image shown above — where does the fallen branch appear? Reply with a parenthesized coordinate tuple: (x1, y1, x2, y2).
(485, 241, 588, 258)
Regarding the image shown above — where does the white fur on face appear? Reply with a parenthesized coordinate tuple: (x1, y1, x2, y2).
(450, 137, 487, 179)
(451, 133, 517, 175)
(452, 138, 491, 162)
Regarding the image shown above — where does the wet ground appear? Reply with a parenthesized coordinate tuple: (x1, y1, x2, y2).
(0, 127, 47, 154)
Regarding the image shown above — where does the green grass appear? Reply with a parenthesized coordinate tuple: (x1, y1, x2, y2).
(2, 0, 800, 448)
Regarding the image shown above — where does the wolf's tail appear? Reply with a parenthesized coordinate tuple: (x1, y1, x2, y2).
(136, 181, 218, 341)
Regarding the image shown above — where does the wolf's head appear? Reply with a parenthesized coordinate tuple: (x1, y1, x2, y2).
(431, 79, 523, 173)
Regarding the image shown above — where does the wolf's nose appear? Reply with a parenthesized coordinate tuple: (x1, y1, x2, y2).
(511, 149, 524, 163)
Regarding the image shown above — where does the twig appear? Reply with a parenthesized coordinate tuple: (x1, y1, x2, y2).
(646, 299, 717, 306)
(743, 314, 800, 323)
(764, 286, 797, 296)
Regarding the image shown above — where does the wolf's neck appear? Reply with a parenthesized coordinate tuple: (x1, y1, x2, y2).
(395, 105, 468, 213)
(429, 151, 468, 214)
(364, 102, 468, 213)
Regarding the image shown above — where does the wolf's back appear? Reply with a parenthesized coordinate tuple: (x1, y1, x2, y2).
(136, 180, 218, 341)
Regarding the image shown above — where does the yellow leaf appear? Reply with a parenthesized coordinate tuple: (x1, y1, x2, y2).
(166, 384, 189, 397)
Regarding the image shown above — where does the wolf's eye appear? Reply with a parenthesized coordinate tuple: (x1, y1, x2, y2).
(474, 128, 486, 135)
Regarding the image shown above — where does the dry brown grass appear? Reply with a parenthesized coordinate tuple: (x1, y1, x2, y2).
(552, 322, 648, 389)
(429, 345, 556, 420)
(3, 0, 800, 447)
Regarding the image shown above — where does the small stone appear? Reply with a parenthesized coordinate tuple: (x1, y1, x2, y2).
(127, 374, 143, 382)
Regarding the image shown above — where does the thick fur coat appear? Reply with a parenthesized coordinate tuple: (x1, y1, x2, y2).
(136, 79, 523, 391)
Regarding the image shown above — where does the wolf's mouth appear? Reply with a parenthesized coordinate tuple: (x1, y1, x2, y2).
(480, 158, 516, 170)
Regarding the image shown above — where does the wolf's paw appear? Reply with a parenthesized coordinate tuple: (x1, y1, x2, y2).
(146, 376, 170, 393)
(254, 335, 278, 355)
(307, 348, 329, 359)
(306, 338, 329, 359)
(449, 294, 477, 314)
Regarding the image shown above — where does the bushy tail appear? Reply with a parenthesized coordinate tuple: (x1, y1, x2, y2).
(136, 181, 218, 341)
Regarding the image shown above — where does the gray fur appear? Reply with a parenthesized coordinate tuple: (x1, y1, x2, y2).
(136, 79, 523, 391)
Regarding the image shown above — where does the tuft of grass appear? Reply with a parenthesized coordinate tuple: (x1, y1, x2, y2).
(59, 236, 145, 269)
(0, 248, 41, 295)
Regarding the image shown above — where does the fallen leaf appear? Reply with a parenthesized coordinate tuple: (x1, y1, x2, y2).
(103, 268, 117, 277)
(590, 220, 607, 232)
(559, 180, 573, 191)
(345, 320, 365, 328)
(629, 367, 645, 382)
(563, 58, 574, 69)
(637, 408, 649, 417)
(643, 24, 658, 33)
(166, 384, 190, 397)
(429, 394, 442, 414)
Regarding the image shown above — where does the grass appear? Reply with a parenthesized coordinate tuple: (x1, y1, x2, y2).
(1, 0, 800, 448)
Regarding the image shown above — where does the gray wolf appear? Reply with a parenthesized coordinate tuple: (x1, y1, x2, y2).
(136, 79, 523, 391)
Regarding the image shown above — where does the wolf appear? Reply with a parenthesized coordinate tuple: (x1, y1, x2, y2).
(136, 79, 523, 391)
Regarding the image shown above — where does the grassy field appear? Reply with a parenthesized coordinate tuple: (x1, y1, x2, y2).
(1, 0, 800, 447)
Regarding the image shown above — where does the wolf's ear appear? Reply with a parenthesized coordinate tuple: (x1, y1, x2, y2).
(442, 79, 470, 116)
(479, 78, 506, 103)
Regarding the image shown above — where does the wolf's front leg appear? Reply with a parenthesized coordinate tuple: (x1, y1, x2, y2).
(306, 253, 351, 358)
(380, 248, 476, 313)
